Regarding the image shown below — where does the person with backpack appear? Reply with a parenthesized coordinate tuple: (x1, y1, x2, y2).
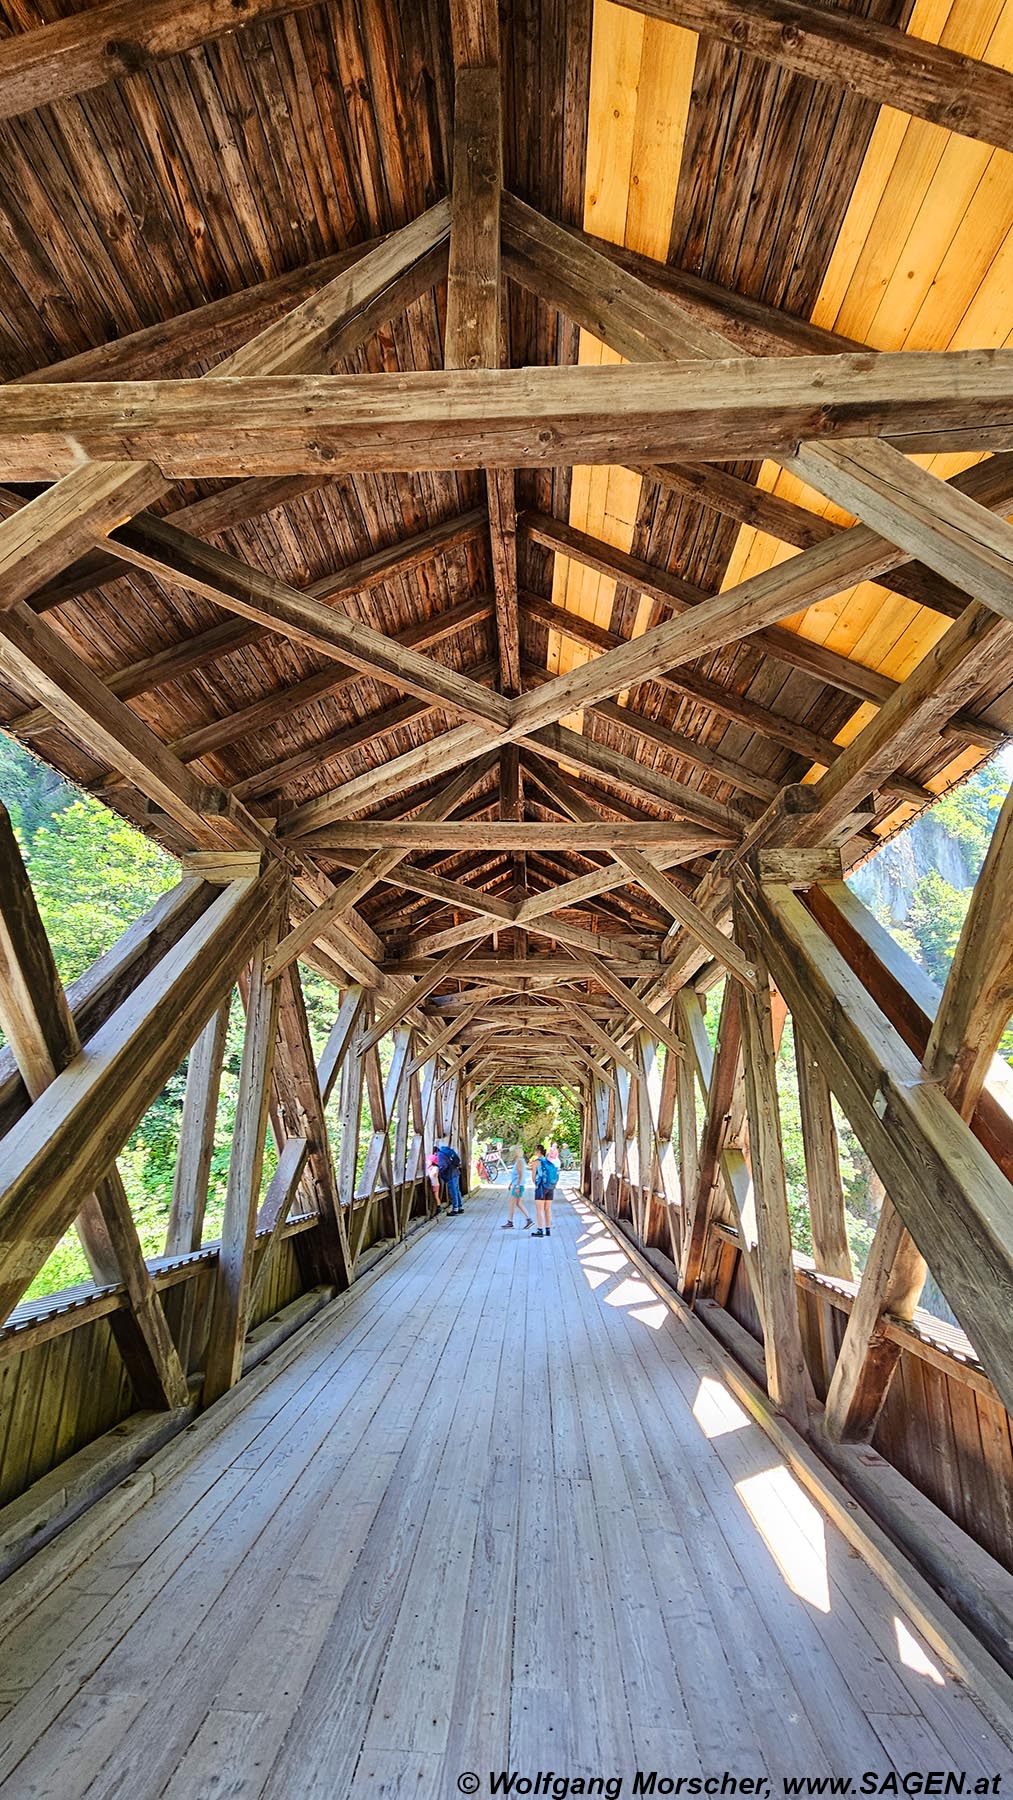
(436, 1141, 463, 1214)
(530, 1142, 559, 1238)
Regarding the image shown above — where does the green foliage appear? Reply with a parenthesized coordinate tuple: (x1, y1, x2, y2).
(930, 761, 1007, 869)
(0, 734, 76, 840)
(476, 1083, 581, 1158)
(1, 738, 298, 1301)
(25, 794, 175, 984)
(905, 869, 969, 989)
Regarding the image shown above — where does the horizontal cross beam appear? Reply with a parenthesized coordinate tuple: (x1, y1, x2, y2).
(2, 352, 1010, 478)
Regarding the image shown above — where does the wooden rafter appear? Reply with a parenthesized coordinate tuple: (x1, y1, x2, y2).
(0, 0, 334, 121)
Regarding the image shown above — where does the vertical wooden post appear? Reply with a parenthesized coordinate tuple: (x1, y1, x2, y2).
(166, 1000, 230, 1255)
(823, 1177, 926, 1442)
(674, 993, 701, 1217)
(734, 900, 810, 1430)
(794, 1027, 853, 1279)
(203, 920, 283, 1405)
(336, 1008, 368, 1207)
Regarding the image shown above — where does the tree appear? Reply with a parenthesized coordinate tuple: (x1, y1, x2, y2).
(0, 732, 75, 840)
(476, 1084, 581, 1157)
(26, 794, 175, 983)
(905, 869, 969, 989)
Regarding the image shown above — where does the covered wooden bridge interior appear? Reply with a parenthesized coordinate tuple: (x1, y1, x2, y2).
(3, 0, 1013, 1785)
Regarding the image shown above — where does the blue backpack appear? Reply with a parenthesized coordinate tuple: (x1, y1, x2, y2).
(536, 1155, 559, 1190)
(436, 1144, 461, 1178)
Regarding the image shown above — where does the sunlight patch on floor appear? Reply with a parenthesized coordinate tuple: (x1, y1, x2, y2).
(603, 1275, 668, 1328)
(734, 1466, 832, 1613)
(894, 1615, 946, 1686)
(691, 1375, 751, 1440)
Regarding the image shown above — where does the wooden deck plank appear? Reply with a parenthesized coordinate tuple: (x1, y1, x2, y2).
(0, 1187, 1010, 1798)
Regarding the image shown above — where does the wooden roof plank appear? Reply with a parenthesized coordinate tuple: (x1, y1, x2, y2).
(615, 0, 1013, 154)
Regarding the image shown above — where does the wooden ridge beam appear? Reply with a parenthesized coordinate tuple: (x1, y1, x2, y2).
(445, 52, 519, 696)
(614, 0, 1013, 154)
(4, 352, 1013, 479)
(298, 822, 709, 851)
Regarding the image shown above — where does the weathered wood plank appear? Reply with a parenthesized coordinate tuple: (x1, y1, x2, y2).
(923, 780, 1013, 1121)
(0, 464, 164, 612)
(794, 1029, 852, 1280)
(105, 515, 509, 732)
(298, 821, 710, 851)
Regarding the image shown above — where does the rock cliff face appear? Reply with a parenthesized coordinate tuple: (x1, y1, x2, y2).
(850, 809, 977, 924)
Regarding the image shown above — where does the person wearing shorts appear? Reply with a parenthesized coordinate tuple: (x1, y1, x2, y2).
(502, 1147, 532, 1229)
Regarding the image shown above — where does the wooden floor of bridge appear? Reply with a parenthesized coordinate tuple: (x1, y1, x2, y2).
(1, 1188, 1011, 1798)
